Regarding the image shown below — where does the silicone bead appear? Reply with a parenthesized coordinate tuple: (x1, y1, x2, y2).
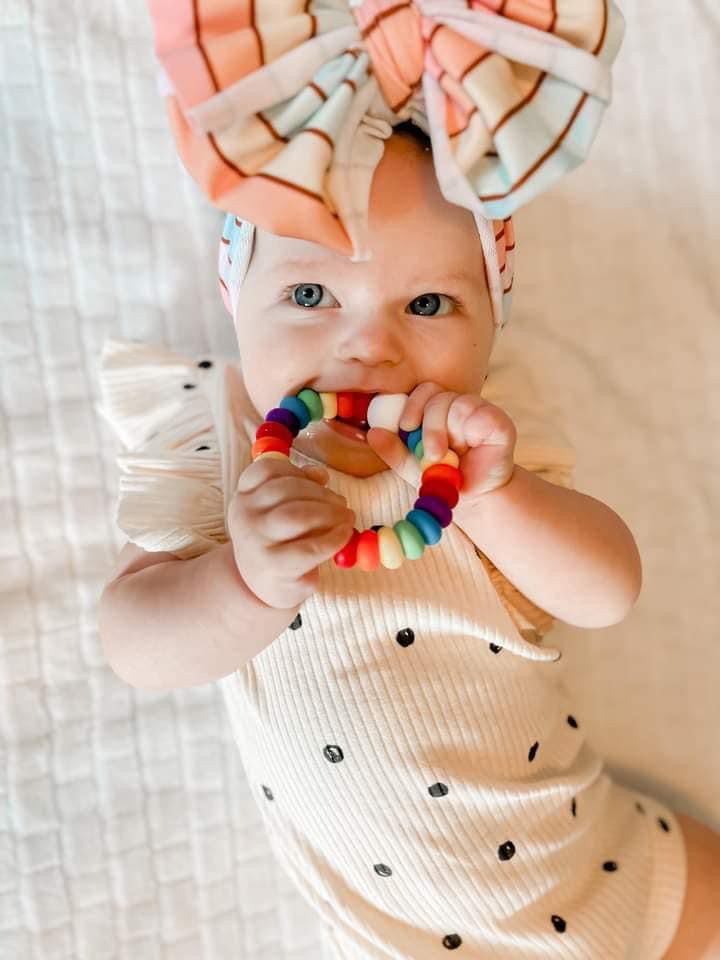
(377, 526, 405, 569)
(393, 519, 425, 559)
(413, 494, 452, 528)
(279, 395, 311, 429)
(319, 392, 337, 419)
(333, 528, 361, 568)
(252, 436, 290, 458)
(419, 477, 459, 509)
(422, 463, 463, 492)
(406, 427, 423, 453)
(255, 450, 289, 462)
(336, 392, 354, 419)
(419, 448, 460, 472)
(266, 407, 300, 435)
(355, 529, 381, 571)
(367, 394, 408, 432)
(255, 421, 294, 445)
(297, 388, 324, 421)
(406, 508, 442, 545)
(414, 439, 424, 460)
(352, 393, 372, 423)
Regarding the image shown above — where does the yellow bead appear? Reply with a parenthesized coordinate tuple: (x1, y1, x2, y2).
(419, 448, 459, 472)
(255, 450, 290, 462)
(319, 392, 337, 419)
(378, 526, 405, 569)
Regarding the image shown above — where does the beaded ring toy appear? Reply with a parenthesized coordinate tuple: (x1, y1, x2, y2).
(251, 389, 464, 572)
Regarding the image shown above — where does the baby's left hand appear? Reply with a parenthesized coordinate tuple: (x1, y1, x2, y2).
(366, 382, 517, 506)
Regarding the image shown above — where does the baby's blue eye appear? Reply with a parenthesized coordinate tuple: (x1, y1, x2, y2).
(291, 284, 338, 308)
(407, 293, 454, 316)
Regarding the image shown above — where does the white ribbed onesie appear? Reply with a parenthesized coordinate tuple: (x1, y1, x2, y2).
(96, 338, 687, 960)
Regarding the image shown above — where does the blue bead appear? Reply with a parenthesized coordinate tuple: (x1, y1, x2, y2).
(279, 395, 311, 429)
(406, 508, 442, 545)
(406, 427, 423, 453)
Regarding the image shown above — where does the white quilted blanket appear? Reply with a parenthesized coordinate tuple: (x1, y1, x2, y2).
(1, 1, 718, 957)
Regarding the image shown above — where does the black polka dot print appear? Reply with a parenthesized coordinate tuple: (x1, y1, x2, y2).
(497, 841, 516, 861)
(323, 744, 344, 763)
(571, 797, 577, 817)
(195, 445, 210, 451)
(261, 785, 274, 801)
(602, 860, 618, 872)
(396, 628, 415, 647)
(658, 817, 671, 832)
(567, 715, 579, 729)
(182, 383, 196, 390)
(551, 915, 567, 933)
(428, 782, 449, 798)
(197, 360, 213, 368)
(489, 642, 503, 654)
(373, 863, 392, 877)
(442, 934, 462, 950)
(528, 741, 539, 762)
(289, 613, 302, 630)
(635, 801, 646, 814)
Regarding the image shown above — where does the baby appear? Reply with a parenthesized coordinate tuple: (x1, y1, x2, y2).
(97, 127, 720, 958)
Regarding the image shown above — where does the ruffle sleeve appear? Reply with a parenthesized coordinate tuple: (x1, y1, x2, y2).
(95, 338, 229, 560)
(478, 356, 577, 640)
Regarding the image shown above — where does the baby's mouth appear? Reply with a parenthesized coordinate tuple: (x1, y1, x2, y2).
(327, 391, 374, 433)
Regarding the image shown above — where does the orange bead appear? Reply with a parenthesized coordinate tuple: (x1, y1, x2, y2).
(255, 421, 293, 445)
(336, 391, 354, 418)
(333, 528, 361, 568)
(252, 436, 290, 458)
(355, 529, 380, 571)
(422, 463, 463, 492)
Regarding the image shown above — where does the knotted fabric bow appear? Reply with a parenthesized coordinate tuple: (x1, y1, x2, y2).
(148, 0, 623, 330)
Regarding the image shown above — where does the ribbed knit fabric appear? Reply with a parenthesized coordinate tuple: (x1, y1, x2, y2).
(96, 339, 687, 960)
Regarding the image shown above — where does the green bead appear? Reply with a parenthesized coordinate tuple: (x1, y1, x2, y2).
(297, 388, 324, 421)
(393, 519, 425, 559)
(414, 439, 424, 461)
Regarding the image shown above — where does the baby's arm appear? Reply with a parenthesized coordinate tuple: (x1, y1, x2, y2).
(453, 465, 642, 630)
(98, 541, 299, 690)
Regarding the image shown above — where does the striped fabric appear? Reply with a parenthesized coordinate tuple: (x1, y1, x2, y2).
(147, 0, 623, 330)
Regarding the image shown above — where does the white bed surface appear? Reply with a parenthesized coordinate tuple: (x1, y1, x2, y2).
(1, 1, 718, 956)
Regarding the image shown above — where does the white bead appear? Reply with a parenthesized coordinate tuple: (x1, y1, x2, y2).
(366, 394, 409, 433)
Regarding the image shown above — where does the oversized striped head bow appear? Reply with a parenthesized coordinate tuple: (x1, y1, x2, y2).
(148, 0, 624, 333)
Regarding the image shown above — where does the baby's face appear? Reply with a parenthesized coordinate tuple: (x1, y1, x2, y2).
(234, 135, 495, 477)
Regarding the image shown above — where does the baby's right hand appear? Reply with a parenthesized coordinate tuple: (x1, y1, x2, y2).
(228, 457, 356, 609)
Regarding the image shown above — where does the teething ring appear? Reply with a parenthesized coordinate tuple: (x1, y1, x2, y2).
(251, 389, 464, 571)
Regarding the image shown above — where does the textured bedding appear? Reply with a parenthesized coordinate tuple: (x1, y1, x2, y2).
(1, 1, 718, 956)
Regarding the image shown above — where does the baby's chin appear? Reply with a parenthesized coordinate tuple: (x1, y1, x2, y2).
(293, 421, 390, 478)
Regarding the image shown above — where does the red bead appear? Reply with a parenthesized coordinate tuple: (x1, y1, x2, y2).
(355, 529, 380, 571)
(255, 421, 293, 445)
(419, 477, 459, 509)
(422, 463, 463, 492)
(352, 393, 372, 421)
(337, 392, 354, 418)
(333, 528, 361, 568)
(252, 436, 290, 458)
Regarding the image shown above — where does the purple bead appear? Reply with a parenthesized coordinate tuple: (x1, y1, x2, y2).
(413, 494, 453, 528)
(399, 428, 410, 446)
(266, 407, 300, 435)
